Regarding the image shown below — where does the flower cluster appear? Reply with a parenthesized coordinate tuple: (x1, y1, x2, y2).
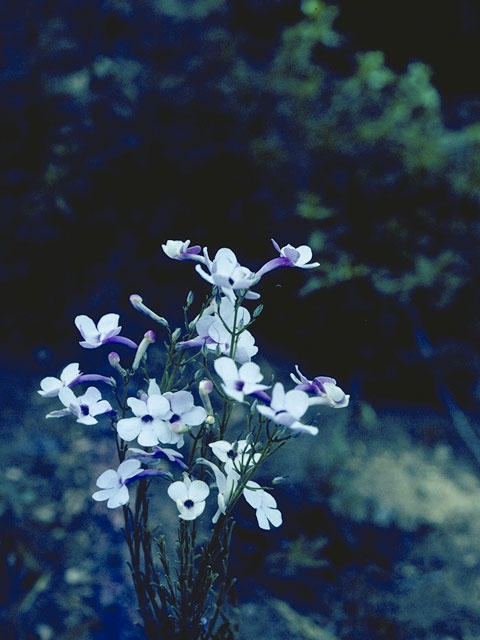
(39, 238, 348, 524)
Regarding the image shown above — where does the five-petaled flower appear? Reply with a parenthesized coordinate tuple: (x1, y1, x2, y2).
(92, 459, 143, 508)
(209, 439, 261, 481)
(116, 395, 172, 447)
(256, 239, 320, 278)
(38, 362, 81, 397)
(178, 297, 257, 364)
(195, 247, 260, 301)
(75, 313, 137, 349)
(243, 481, 282, 530)
(214, 356, 269, 402)
(257, 382, 318, 435)
(167, 475, 210, 520)
(291, 365, 349, 408)
(46, 386, 112, 425)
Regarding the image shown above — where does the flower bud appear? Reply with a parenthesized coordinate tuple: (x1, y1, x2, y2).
(108, 351, 126, 375)
(199, 379, 214, 417)
(199, 379, 213, 395)
(205, 415, 215, 425)
(171, 422, 190, 434)
(129, 294, 169, 328)
(132, 330, 156, 371)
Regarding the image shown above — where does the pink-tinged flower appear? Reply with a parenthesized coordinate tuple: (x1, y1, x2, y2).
(162, 239, 204, 262)
(255, 239, 320, 278)
(92, 459, 170, 509)
(243, 481, 282, 530)
(209, 439, 261, 481)
(74, 313, 137, 349)
(195, 247, 260, 301)
(38, 362, 82, 397)
(214, 357, 269, 402)
(46, 386, 112, 425)
(257, 382, 318, 435)
(167, 475, 210, 520)
(116, 395, 171, 447)
(291, 365, 349, 408)
(178, 297, 258, 364)
(92, 459, 143, 508)
(196, 458, 237, 523)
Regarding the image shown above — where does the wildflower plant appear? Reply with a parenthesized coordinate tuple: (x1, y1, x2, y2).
(39, 238, 349, 639)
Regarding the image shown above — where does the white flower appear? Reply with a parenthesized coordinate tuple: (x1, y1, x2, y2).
(46, 386, 112, 425)
(117, 395, 172, 447)
(257, 382, 318, 435)
(271, 239, 320, 269)
(92, 459, 142, 509)
(167, 475, 210, 520)
(75, 313, 137, 349)
(162, 239, 204, 262)
(214, 356, 269, 402)
(209, 439, 261, 481)
(195, 247, 260, 301)
(196, 458, 237, 523)
(38, 362, 81, 397)
(291, 365, 350, 408)
(243, 481, 282, 530)
(178, 297, 258, 364)
(162, 390, 207, 447)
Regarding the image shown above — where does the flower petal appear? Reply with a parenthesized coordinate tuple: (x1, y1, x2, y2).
(188, 480, 210, 502)
(75, 315, 98, 339)
(96, 469, 118, 489)
(117, 417, 142, 441)
(97, 313, 120, 335)
(167, 481, 188, 502)
(107, 485, 129, 508)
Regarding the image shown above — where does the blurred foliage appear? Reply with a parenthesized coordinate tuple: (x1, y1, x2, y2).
(1, 0, 478, 393)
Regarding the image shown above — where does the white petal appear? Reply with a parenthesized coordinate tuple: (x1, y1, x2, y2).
(127, 397, 148, 417)
(284, 389, 309, 419)
(167, 390, 194, 415)
(81, 386, 102, 404)
(75, 315, 98, 339)
(209, 441, 232, 463)
(77, 414, 98, 425)
(97, 313, 120, 335)
(188, 480, 210, 502)
(270, 383, 286, 412)
(60, 362, 81, 384)
(92, 488, 114, 502)
(266, 508, 282, 528)
(256, 509, 271, 530)
(137, 424, 160, 447)
(45, 409, 71, 419)
(294, 245, 313, 265)
(58, 386, 77, 408)
(147, 394, 170, 418)
(239, 362, 263, 384)
(243, 482, 262, 509)
(90, 400, 112, 416)
(38, 377, 62, 397)
(118, 459, 142, 480)
(178, 500, 205, 520)
(148, 379, 161, 395)
(96, 469, 118, 489)
(182, 406, 207, 427)
(167, 481, 188, 502)
(107, 485, 129, 508)
(214, 357, 238, 383)
(117, 417, 142, 441)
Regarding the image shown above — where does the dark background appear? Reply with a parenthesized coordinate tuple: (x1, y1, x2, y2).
(2, 1, 480, 638)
